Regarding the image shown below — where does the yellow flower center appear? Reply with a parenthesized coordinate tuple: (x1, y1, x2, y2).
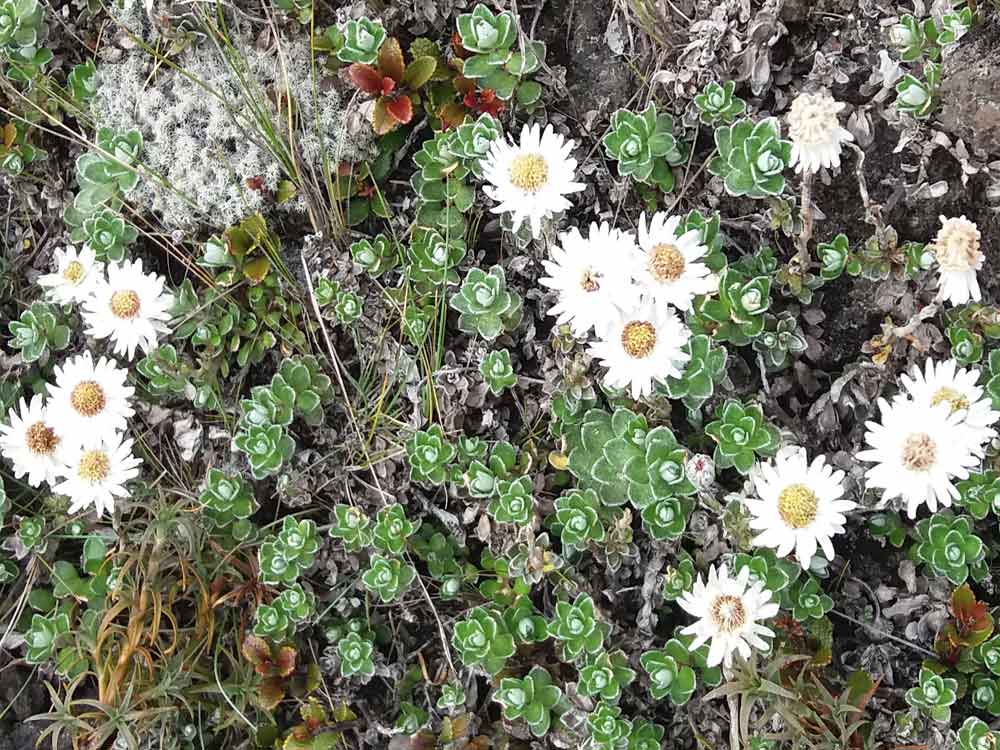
(110, 289, 141, 319)
(901, 432, 937, 471)
(580, 268, 600, 292)
(508, 153, 549, 192)
(25, 422, 59, 455)
(930, 386, 970, 414)
(70, 381, 107, 417)
(62, 261, 85, 284)
(710, 595, 746, 633)
(620, 320, 657, 358)
(78, 449, 110, 482)
(777, 483, 819, 529)
(648, 243, 686, 282)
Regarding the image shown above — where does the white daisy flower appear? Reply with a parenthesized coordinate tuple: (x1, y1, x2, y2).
(857, 396, 981, 519)
(539, 222, 637, 337)
(931, 215, 983, 306)
(787, 92, 854, 175)
(587, 297, 691, 400)
(54, 433, 142, 516)
(746, 446, 856, 569)
(46, 352, 135, 444)
(632, 211, 718, 311)
(37, 246, 103, 305)
(482, 122, 585, 239)
(899, 358, 999, 452)
(82, 258, 173, 360)
(0, 394, 68, 487)
(678, 564, 779, 668)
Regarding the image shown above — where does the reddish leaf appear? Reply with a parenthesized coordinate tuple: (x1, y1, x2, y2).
(437, 102, 468, 130)
(348, 63, 384, 95)
(241, 635, 270, 670)
(372, 98, 399, 135)
(453, 75, 475, 96)
(378, 37, 405, 83)
(258, 676, 287, 711)
(274, 645, 297, 677)
(381, 76, 397, 96)
(385, 95, 414, 125)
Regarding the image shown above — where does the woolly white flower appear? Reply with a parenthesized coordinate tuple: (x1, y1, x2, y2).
(83, 258, 173, 359)
(631, 212, 717, 311)
(0, 395, 69, 487)
(678, 564, 779, 668)
(899, 358, 999, 453)
(46, 352, 135, 444)
(37, 246, 103, 305)
(482, 122, 585, 238)
(53, 433, 141, 516)
(587, 297, 691, 400)
(932, 215, 983, 306)
(539, 222, 637, 336)
(746, 446, 855, 568)
(857, 397, 981, 519)
(787, 92, 854, 175)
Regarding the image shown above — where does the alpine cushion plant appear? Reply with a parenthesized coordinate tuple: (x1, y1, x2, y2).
(488, 476, 534, 525)
(705, 399, 781, 474)
(694, 80, 746, 125)
(456, 3, 545, 105)
(959, 716, 1000, 750)
(338, 632, 375, 678)
(659, 334, 728, 419)
(577, 650, 636, 703)
(788, 577, 834, 622)
(449, 265, 523, 341)
(200, 469, 257, 538)
(235, 424, 295, 480)
(895, 61, 941, 120)
(329, 504, 373, 552)
(372, 503, 419, 555)
(406, 424, 457, 486)
(350, 234, 397, 278)
(913, 511, 986, 585)
(258, 518, 319, 587)
(451, 606, 516, 675)
(337, 18, 387, 64)
(361, 555, 417, 603)
(493, 666, 563, 737)
(639, 643, 697, 705)
(549, 593, 606, 661)
(602, 103, 684, 190)
(7, 301, 70, 363)
(586, 702, 632, 750)
(708, 118, 791, 198)
(905, 667, 958, 723)
(696, 267, 772, 346)
(480, 349, 517, 395)
(554, 488, 606, 551)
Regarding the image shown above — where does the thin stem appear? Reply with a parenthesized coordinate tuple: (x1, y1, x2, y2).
(796, 171, 815, 271)
(829, 608, 937, 658)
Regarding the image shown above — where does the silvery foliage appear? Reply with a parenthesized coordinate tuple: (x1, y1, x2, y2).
(91, 7, 373, 229)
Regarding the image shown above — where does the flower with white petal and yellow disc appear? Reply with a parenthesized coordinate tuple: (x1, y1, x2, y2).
(46, 351, 135, 445)
(83, 258, 173, 360)
(932, 215, 983, 306)
(482, 122, 585, 239)
(587, 297, 691, 400)
(746, 446, 856, 569)
(540, 221, 637, 337)
(677, 564, 779, 668)
(900, 358, 999, 453)
(857, 396, 981, 519)
(632, 212, 717, 311)
(0, 394, 68, 487)
(54, 433, 142, 516)
(37, 245, 103, 305)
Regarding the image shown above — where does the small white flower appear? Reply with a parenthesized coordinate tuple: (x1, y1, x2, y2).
(931, 215, 983, 306)
(482, 122, 585, 239)
(54, 433, 142, 516)
(787, 92, 854, 175)
(82, 258, 174, 359)
(539, 221, 637, 337)
(746, 446, 856, 568)
(678, 564, 779, 668)
(587, 297, 691, 400)
(899, 358, 999, 452)
(632, 212, 717, 311)
(857, 396, 981, 519)
(0, 394, 68, 487)
(46, 351, 135, 444)
(37, 246, 103, 305)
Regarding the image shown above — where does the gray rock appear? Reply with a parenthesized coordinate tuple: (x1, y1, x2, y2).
(938, 18, 1000, 157)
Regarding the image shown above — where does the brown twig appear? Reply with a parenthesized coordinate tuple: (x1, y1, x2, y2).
(796, 171, 815, 271)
